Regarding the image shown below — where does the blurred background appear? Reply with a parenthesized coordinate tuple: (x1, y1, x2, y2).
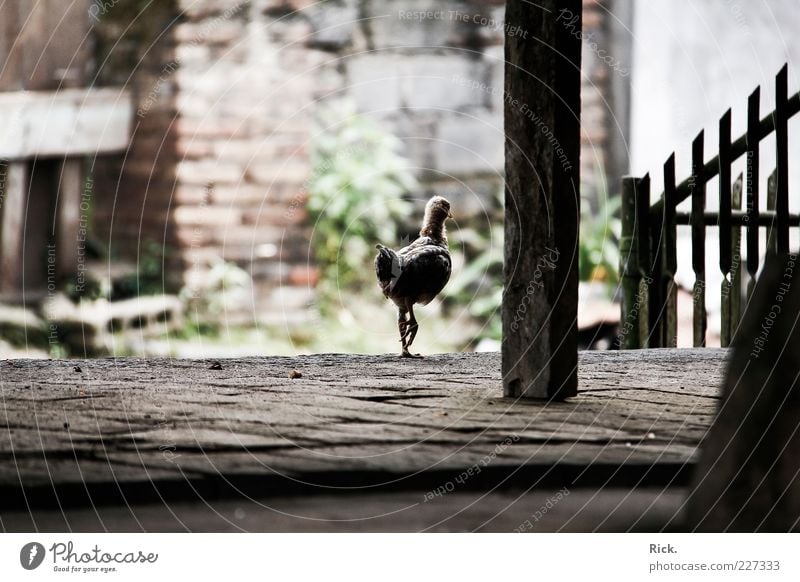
(0, 0, 797, 359)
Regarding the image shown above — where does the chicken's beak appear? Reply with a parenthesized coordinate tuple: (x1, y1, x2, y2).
(448, 211, 454, 219)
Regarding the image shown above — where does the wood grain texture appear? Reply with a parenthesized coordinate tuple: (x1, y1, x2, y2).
(0, 88, 133, 159)
(0, 162, 27, 295)
(502, 0, 581, 399)
(0, 349, 726, 509)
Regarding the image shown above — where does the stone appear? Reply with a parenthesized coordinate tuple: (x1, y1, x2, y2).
(433, 112, 504, 175)
(176, 160, 243, 185)
(346, 55, 404, 112)
(0, 304, 48, 348)
(303, 0, 357, 51)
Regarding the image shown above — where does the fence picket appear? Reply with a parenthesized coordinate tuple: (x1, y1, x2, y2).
(620, 177, 643, 349)
(719, 109, 733, 347)
(690, 131, 707, 347)
(730, 174, 744, 341)
(767, 169, 778, 255)
(664, 153, 678, 347)
(746, 87, 760, 302)
(776, 65, 789, 253)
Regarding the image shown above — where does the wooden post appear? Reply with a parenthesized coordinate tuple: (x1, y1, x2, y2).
(690, 131, 707, 347)
(719, 109, 733, 347)
(55, 159, 85, 281)
(766, 169, 778, 255)
(745, 88, 760, 304)
(636, 174, 652, 346)
(775, 65, 789, 253)
(502, 0, 581, 400)
(619, 176, 642, 349)
(663, 154, 678, 347)
(729, 174, 744, 341)
(0, 161, 28, 296)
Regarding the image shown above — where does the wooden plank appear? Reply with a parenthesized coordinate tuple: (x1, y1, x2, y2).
(729, 174, 744, 340)
(719, 109, 733, 347)
(647, 192, 664, 347)
(663, 153, 678, 347)
(0, 488, 688, 533)
(502, 0, 581, 399)
(766, 169, 778, 254)
(746, 87, 761, 301)
(0, 88, 133, 159)
(676, 210, 799, 227)
(619, 177, 642, 349)
(775, 65, 789, 253)
(0, 161, 28, 295)
(0, 349, 726, 507)
(690, 131, 707, 346)
(636, 174, 652, 346)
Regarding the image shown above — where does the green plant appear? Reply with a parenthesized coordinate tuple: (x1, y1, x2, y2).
(579, 194, 621, 286)
(308, 101, 416, 299)
(440, 186, 505, 343)
(113, 241, 170, 299)
(179, 257, 252, 333)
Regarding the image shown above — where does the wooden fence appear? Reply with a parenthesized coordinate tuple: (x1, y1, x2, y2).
(619, 64, 800, 349)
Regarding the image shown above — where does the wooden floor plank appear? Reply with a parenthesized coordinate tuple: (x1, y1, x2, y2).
(0, 349, 727, 507)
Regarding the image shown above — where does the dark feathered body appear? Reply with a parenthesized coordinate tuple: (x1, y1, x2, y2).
(375, 196, 453, 357)
(375, 238, 451, 307)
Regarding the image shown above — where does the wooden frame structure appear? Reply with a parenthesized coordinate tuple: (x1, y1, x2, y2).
(620, 64, 800, 349)
(0, 1, 132, 301)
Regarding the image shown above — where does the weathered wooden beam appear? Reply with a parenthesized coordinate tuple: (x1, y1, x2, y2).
(0, 161, 28, 295)
(619, 177, 643, 349)
(503, 0, 581, 399)
(766, 169, 778, 254)
(687, 253, 800, 531)
(0, 88, 132, 159)
(663, 154, 678, 347)
(55, 159, 86, 281)
(690, 131, 707, 347)
(729, 174, 743, 341)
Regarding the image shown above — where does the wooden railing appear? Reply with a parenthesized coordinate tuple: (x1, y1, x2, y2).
(619, 64, 800, 349)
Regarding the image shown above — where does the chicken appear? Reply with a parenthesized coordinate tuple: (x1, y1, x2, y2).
(375, 196, 453, 357)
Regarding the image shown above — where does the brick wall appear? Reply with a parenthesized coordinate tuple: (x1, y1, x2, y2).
(93, 0, 626, 326)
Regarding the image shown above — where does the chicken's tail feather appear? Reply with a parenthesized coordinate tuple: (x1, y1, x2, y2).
(375, 245, 401, 293)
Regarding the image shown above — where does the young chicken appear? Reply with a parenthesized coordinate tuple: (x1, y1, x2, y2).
(375, 196, 453, 357)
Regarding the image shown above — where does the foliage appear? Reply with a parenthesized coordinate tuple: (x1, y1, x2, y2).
(440, 188, 505, 343)
(307, 101, 416, 300)
(442, 236, 504, 342)
(579, 194, 621, 286)
(179, 257, 253, 333)
(441, 191, 623, 344)
(113, 241, 170, 299)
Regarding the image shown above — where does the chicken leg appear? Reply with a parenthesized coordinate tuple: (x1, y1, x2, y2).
(401, 304, 422, 358)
